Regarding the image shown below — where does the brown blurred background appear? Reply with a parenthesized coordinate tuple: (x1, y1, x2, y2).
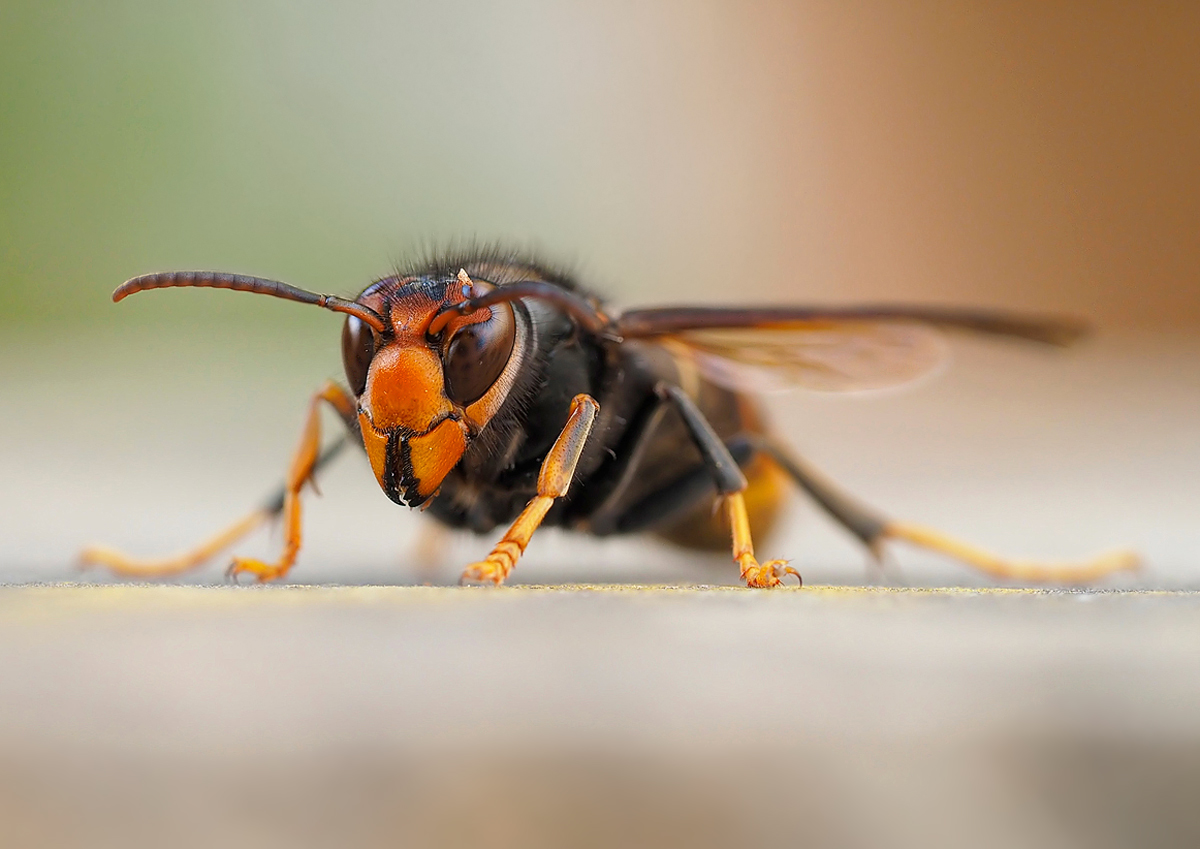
(2, 1, 1198, 585)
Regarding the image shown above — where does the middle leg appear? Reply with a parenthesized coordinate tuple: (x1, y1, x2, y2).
(655, 383, 799, 588)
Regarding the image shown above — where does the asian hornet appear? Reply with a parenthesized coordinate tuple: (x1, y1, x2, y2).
(81, 250, 1139, 587)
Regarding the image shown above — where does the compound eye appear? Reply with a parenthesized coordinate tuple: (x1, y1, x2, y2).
(443, 303, 516, 407)
(341, 315, 376, 396)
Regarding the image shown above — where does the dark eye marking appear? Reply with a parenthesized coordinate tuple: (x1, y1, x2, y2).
(341, 315, 375, 396)
(443, 304, 516, 407)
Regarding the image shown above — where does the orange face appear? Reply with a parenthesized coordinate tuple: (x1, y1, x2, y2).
(343, 274, 522, 507)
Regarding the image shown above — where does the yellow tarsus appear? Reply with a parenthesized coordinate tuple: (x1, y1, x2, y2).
(883, 522, 1141, 585)
(726, 492, 801, 588)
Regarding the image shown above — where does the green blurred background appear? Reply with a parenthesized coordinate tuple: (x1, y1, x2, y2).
(2, 1, 1198, 584)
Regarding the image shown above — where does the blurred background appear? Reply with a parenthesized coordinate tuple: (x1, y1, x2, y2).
(4, 5, 1200, 847)
(2, 0, 1198, 585)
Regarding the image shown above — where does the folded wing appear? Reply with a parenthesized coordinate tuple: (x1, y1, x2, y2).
(615, 305, 1085, 394)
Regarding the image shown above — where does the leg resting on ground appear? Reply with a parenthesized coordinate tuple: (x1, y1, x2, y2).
(758, 436, 1139, 585)
(80, 382, 357, 582)
(460, 394, 599, 586)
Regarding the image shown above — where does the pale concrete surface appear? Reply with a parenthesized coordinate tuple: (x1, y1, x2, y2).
(1, 325, 1197, 848)
(1, 584, 1199, 848)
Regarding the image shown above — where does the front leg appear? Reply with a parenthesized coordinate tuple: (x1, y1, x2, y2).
(226, 381, 358, 583)
(81, 382, 357, 581)
(460, 395, 599, 585)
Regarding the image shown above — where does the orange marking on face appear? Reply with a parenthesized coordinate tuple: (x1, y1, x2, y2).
(388, 296, 438, 335)
(363, 343, 453, 433)
(407, 417, 469, 499)
(359, 411, 389, 490)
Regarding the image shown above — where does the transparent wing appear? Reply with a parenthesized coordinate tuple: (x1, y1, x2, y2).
(670, 321, 951, 393)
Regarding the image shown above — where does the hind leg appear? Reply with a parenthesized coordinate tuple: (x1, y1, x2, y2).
(753, 436, 1139, 585)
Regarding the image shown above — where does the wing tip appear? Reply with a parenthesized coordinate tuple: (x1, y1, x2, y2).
(1021, 316, 1091, 347)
